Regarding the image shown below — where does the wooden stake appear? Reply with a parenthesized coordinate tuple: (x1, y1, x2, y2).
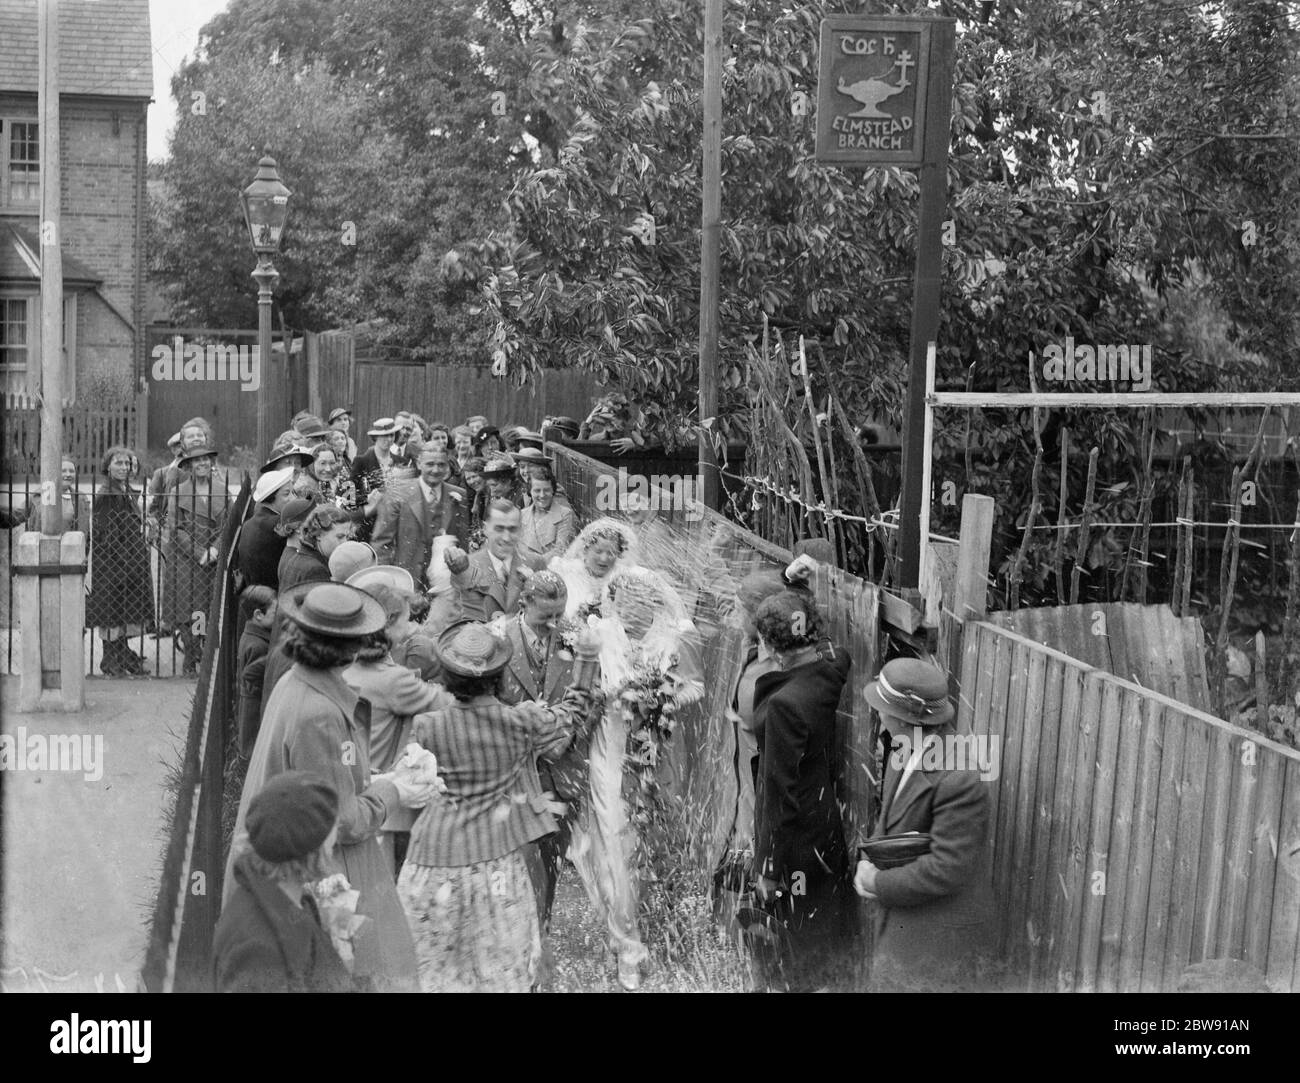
(1070, 447, 1099, 605)
(1171, 455, 1189, 616)
(1254, 630, 1269, 731)
(1054, 426, 1070, 605)
(1009, 352, 1044, 610)
(955, 494, 996, 622)
(822, 393, 847, 568)
(1213, 465, 1244, 712)
(829, 387, 883, 578)
(1284, 488, 1300, 705)
(1180, 463, 1195, 616)
(797, 336, 837, 553)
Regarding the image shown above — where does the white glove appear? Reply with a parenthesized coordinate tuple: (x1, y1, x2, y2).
(373, 772, 437, 810)
(784, 553, 818, 582)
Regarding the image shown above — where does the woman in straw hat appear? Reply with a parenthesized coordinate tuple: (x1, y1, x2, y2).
(229, 582, 440, 991)
(397, 620, 597, 992)
(854, 656, 996, 992)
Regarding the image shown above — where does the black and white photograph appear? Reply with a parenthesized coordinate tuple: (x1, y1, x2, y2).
(1, 0, 1297, 1050)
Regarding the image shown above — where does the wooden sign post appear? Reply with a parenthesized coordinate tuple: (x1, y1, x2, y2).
(817, 16, 955, 602)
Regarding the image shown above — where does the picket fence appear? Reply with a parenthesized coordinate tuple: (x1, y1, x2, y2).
(1, 392, 139, 477)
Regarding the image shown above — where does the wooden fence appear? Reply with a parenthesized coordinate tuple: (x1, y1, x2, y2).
(1, 392, 140, 477)
(310, 325, 599, 432)
(960, 619, 1300, 992)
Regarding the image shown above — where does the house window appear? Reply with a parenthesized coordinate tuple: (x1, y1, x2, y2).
(0, 293, 76, 400)
(1, 118, 39, 210)
(0, 295, 30, 396)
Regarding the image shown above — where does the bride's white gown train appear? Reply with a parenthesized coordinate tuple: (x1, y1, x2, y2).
(568, 704, 649, 966)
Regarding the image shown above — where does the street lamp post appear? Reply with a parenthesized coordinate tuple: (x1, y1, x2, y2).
(241, 155, 291, 459)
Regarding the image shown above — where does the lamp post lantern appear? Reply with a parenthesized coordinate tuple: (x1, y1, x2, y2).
(241, 154, 291, 458)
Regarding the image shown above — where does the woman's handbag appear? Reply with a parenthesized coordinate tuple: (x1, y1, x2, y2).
(859, 832, 932, 870)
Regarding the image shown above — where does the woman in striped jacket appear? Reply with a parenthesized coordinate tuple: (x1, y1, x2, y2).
(397, 619, 595, 992)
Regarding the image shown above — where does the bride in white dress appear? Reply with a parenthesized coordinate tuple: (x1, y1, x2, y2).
(548, 517, 640, 619)
(566, 564, 704, 990)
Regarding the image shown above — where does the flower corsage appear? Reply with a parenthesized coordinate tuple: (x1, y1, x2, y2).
(311, 873, 370, 972)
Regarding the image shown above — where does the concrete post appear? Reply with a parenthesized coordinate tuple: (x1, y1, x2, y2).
(15, 529, 86, 711)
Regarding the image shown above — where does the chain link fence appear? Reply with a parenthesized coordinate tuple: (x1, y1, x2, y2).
(2, 462, 245, 679)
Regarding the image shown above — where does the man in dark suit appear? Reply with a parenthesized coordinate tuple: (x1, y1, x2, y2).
(443, 499, 544, 622)
(370, 447, 467, 589)
(854, 657, 996, 992)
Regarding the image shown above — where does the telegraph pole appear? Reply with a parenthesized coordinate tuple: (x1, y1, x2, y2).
(39, 0, 64, 526)
(20, 0, 83, 711)
(697, 0, 722, 511)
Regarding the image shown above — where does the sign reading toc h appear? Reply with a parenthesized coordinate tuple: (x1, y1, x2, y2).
(816, 17, 933, 166)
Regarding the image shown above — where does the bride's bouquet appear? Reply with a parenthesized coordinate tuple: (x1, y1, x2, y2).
(614, 655, 685, 830)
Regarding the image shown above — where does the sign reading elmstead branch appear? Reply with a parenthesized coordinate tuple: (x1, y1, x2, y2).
(816, 16, 933, 167)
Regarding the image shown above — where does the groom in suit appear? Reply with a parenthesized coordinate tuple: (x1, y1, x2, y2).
(494, 571, 590, 922)
(371, 447, 468, 588)
(443, 499, 545, 622)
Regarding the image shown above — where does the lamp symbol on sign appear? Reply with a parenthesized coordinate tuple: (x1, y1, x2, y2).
(836, 50, 914, 118)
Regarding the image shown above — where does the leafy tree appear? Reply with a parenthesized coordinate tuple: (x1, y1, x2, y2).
(151, 53, 400, 331)
(451, 0, 1298, 593)
(150, 0, 646, 358)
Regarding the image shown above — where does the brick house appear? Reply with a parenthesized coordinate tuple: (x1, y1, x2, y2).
(0, 0, 151, 406)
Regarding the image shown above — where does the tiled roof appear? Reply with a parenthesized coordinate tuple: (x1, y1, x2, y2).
(0, 0, 153, 99)
(0, 222, 103, 286)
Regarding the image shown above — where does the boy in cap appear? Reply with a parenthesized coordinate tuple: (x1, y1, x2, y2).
(213, 771, 353, 992)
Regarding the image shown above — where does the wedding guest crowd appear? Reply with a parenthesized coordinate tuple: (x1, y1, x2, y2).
(61, 398, 988, 996)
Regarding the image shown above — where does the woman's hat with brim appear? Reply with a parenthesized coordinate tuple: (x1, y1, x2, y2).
(546, 417, 581, 438)
(367, 417, 400, 437)
(481, 456, 519, 479)
(864, 657, 955, 727)
(434, 619, 512, 677)
(346, 564, 415, 596)
(280, 581, 387, 639)
(260, 444, 314, 473)
(253, 466, 296, 503)
(472, 425, 502, 448)
(514, 430, 545, 450)
(511, 447, 553, 469)
(328, 408, 352, 425)
(295, 415, 330, 439)
(179, 444, 218, 464)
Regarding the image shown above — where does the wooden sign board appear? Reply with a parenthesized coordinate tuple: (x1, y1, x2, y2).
(815, 16, 933, 167)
